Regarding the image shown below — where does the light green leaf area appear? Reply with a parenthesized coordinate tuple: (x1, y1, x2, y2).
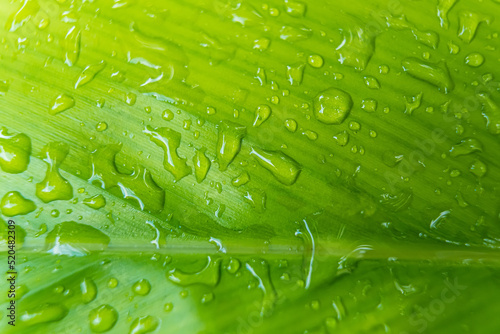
(0, 0, 500, 333)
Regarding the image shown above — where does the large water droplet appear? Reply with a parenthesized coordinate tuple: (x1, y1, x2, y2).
(89, 304, 118, 333)
(250, 147, 301, 185)
(36, 142, 73, 203)
(0, 127, 31, 173)
(0, 191, 36, 217)
(313, 88, 352, 124)
(144, 126, 191, 181)
(46, 221, 110, 256)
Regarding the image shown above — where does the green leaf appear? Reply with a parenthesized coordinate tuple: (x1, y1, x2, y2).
(1, 0, 500, 333)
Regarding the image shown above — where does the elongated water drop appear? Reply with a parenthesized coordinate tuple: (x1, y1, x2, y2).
(75, 61, 106, 88)
(193, 148, 211, 183)
(216, 121, 246, 171)
(437, 0, 458, 28)
(81, 277, 98, 304)
(144, 126, 191, 181)
(168, 256, 221, 287)
(20, 304, 67, 326)
(253, 105, 272, 127)
(36, 142, 73, 202)
(245, 259, 277, 316)
(5, 0, 39, 32)
(49, 94, 75, 115)
(402, 58, 454, 92)
(46, 221, 110, 256)
(89, 144, 165, 212)
(250, 147, 301, 185)
(450, 138, 483, 157)
(0, 128, 31, 173)
(129, 316, 160, 334)
(64, 26, 81, 66)
(286, 63, 305, 85)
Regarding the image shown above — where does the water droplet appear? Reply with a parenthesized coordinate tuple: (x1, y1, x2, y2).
(193, 148, 211, 183)
(50, 209, 60, 218)
(20, 304, 67, 326)
(6, 0, 40, 32)
(437, 0, 458, 29)
(129, 315, 159, 334)
(477, 93, 500, 134)
(280, 25, 312, 41)
(0, 127, 31, 173)
(250, 147, 301, 185)
(361, 99, 377, 112)
(132, 279, 151, 296)
(164, 303, 173, 312)
(227, 258, 241, 274)
(302, 130, 318, 141)
(0, 191, 36, 217)
(404, 92, 423, 114)
(363, 76, 380, 89)
(349, 121, 361, 131)
(216, 121, 246, 171)
(36, 142, 73, 203)
(307, 55, 324, 68)
(333, 131, 349, 146)
(46, 221, 110, 256)
(89, 305, 118, 333)
(253, 38, 270, 51)
(256, 67, 266, 86)
(83, 195, 106, 209)
(382, 151, 404, 167)
(449, 138, 483, 157)
(143, 126, 191, 181)
(107, 278, 118, 289)
(313, 88, 353, 124)
(49, 94, 75, 115)
(470, 159, 487, 177)
(64, 26, 81, 66)
(285, 119, 297, 132)
(244, 188, 266, 212)
(458, 11, 491, 43)
(90, 144, 165, 212)
(232, 171, 250, 187)
(81, 277, 98, 304)
(335, 27, 375, 71)
(161, 110, 174, 121)
(253, 105, 272, 127)
(75, 61, 106, 89)
(245, 259, 277, 316)
(402, 58, 454, 92)
(465, 52, 484, 67)
(285, 1, 306, 17)
(385, 14, 439, 48)
(96, 122, 108, 132)
(167, 256, 221, 287)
